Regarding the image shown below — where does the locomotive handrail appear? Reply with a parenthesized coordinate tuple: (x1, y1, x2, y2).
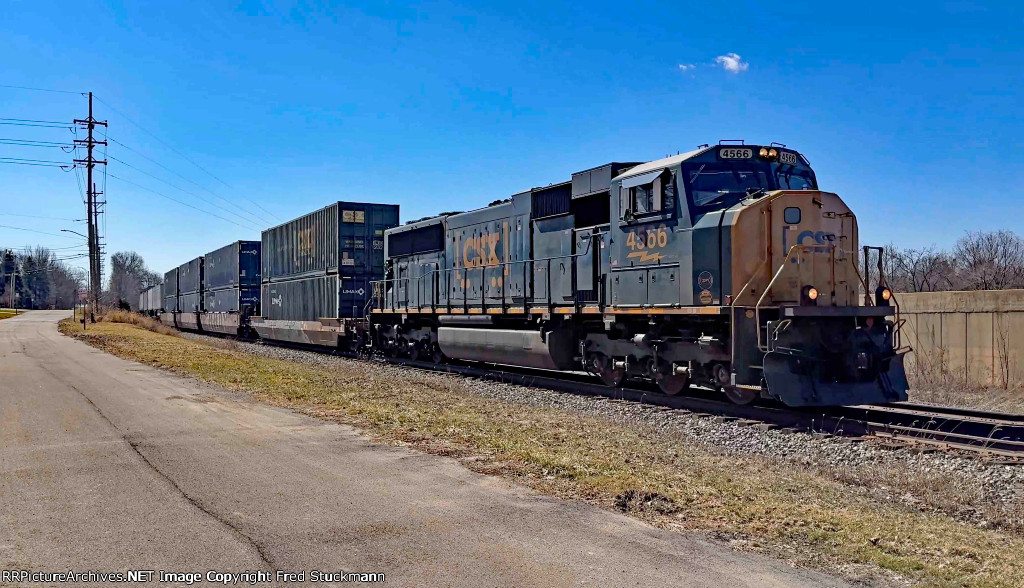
(846, 247, 905, 349)
(754, 243, 836, 352)
(728, 208, 774, 371)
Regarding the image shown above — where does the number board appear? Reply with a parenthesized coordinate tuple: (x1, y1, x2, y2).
(778, 151, 799, 165)
(719, 147, 752, 160)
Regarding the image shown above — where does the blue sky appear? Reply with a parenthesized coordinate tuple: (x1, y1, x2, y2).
(2, 1, 1022, 276)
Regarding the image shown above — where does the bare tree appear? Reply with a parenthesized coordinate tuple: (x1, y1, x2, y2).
(49, 262, 85, 309)
(952, 230, 1024, 290)
(108, 251, 161, 310)
(886, 246, 960, 293)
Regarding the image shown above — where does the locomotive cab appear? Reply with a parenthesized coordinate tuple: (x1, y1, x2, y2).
(602, 143, 908, 405)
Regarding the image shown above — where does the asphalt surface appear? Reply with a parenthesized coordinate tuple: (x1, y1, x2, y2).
(0, 311, 847, 587)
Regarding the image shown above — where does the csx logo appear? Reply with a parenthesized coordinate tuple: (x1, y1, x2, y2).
(796, 230, 835, 245)
(784, 230, 836, 261)
(463, 233, 501, 267)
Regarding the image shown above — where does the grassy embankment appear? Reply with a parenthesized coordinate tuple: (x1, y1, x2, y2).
(60, 316, 1023, 588)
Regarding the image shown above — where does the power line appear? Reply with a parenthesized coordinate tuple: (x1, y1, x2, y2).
(94, 95, 281, 222)
(0, 244, 87, 251)
(0, 84, 81, 95)
(107, 173, 261, 233)
(0, 117, 72, 125)
(0, 225, 82, 239)
(2, 213, 84, 222)
(0, 157, 74, 168)
(106, 134, 273, 226)
(0, 121, 73, 129)
(106, 154, 263, 231)
(0, 138, 76, 149)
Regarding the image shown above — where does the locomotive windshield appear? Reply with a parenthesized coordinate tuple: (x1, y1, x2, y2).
(774, 164, 816, 190)
(687, 165, 769, 208)
(683, 159, 817, 216)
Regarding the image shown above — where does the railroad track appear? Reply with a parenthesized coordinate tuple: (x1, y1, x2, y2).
(833, 402, 1024, 459)
(205, 332, 1024, 462)
(365, 355, 1024, 462)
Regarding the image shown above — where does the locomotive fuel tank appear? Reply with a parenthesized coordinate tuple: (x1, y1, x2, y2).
(437, 325, 575, 370)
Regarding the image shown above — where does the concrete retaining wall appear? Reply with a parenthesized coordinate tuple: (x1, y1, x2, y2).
(897, 290, 1024, 388)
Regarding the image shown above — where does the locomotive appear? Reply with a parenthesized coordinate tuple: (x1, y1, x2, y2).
(371, 143, 909, 407)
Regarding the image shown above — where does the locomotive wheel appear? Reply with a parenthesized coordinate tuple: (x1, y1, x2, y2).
(710, 362, 754, 404)
(431, 344, 446, 364)
(723, 385, 757, 405)
(656, 373, 689, 396)
(416, 341, 433, 362)
(590, 354, 625, 387)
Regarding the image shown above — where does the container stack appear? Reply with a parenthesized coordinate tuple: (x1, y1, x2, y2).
(138, 284, 163, 315)
(163, 268, 179, 313)
(261, 201, 399, 321)
(204, 241, 261, 314)
(177, 257, 204, 313)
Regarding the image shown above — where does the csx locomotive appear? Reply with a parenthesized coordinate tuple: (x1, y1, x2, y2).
(372, 142, 909, 406)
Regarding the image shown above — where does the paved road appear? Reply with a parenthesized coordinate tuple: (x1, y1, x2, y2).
(0, 311, 846, 587)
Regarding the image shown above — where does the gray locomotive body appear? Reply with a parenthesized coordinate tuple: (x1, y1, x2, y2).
(373, 144, 909, 407)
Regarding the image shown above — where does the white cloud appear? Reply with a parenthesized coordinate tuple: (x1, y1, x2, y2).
(678, 63, 695, 71)
(714, 53, 749, 74)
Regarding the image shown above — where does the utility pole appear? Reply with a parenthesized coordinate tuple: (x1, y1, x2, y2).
(74, 92, 107, 321)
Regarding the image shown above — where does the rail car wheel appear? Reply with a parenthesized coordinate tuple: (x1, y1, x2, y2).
(431, 344, 446, 364)
(712, 363, 756, 405)
(589, 353, 625, 387)
(656, 373, 689, 396)
(723, 386, 757, 405)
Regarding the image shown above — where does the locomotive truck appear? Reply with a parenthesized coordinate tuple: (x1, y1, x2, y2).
(371, 142, 909, 407)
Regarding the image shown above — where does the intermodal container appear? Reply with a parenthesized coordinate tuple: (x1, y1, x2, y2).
(205, 286, 260, 314)
(178, 257, 204, 294)
(179, 292, 203, 313)
(339, 276, 373, 318)
(205, 241, 261, 290)
(262, 275, 339, 321)
(139, 284, 163, 312)
(163, 269, 178, 312)
(260, 275, 374, 321)
(262, 202, 399, 281)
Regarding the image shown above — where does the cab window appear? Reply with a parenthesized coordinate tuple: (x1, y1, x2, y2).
(775, 167, 816, 190)
(621, 172, 675, 219)
(630, 183, 656, 214)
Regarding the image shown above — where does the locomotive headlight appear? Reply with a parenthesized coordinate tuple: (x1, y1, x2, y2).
(875, 286, 892, 306)
(768, 148, 778, 159)
(801, 285, 819, 306)
(758, 147, 769, 158)
(758, 147, 779, 161)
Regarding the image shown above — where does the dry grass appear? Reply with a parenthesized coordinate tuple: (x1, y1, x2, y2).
(60, 320, 1024, 588)
(907, 349, 1024, 414)
(0, 309, 21, 320)
(910, 384, 1024, 414)
(94, 309, 179, 337)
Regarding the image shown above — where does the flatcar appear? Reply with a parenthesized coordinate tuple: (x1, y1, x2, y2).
(371, 142, 909, 407)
